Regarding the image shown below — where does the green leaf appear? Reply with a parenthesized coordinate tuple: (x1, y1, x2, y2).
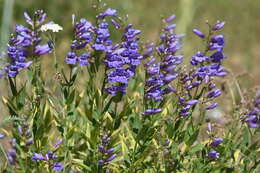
(188, 144, 204, 154)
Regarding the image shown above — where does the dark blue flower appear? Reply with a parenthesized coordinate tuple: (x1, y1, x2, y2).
(210, 138, 223, 147)
(98, 135, 117, 166)
(97, 8, 117, 19)
(206, 150, 220, 160)
(192, 29, 205, 38)
(212, 21, 226, 31)
(53, 162, 64, 172)
(35, 44, 52, 56)
(31, 152, 47, 162)
(142, 108, 162, 115)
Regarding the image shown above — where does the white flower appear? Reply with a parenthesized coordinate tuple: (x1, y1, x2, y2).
(40, 23, 63, 33)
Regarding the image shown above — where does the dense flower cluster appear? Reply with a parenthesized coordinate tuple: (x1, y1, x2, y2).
(242, 91, 260, 128)
(31, 139, 63, 172)
(6, 10, 52, 77)
(178, 21, 227, 117)
(97, 10, 143, 96)
(31, 152, 63, 172)
(142, 14, 183, 115)
(105, 27, 142, 96)
(17, 122, 33, 146)
(66, 18, 93, 66)
(98, 135, 117, 166)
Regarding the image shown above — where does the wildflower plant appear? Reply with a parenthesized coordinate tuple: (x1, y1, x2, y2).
(0, 3, 259, 173)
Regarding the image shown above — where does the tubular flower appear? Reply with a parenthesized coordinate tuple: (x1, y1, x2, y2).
(66, 18, 93, 66)
(177, 21, 227, 115)
(206, 150, 220, 160)
(6, 10, 52, 77)
(105, 24, 142, 96)
(98, 135, 117, 166)
(242, 91, 260, 128)
(142, 14, 183, 115)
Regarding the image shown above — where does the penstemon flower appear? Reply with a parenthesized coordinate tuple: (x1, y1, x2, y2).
(242, 90, 260, 128)
(104, 20, 142, 96)
(177, 21, 227, 117)
(5, 10, 52, 77)
(66, 18, 93, 66)
(98, 135, 117, 166)
(142, 14, 183, 115)
(206, 150, 220, 160)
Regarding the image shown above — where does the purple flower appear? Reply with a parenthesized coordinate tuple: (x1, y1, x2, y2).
(111, 19, 120, 29)
(192, 29, 205, 38)
(190, 52, 208, 65)
(26, 137, 33, 145)
(207, 89, 222, 98)
(0, 133, 5, 139)
(31, 153, 47, 162)
(54, 138, 64, 149)
(184, 100, 199, 106)
(65, 52, 77, 65)
(7, 149, 16, 165)
(164, 24, 177, 31)
(206, 102, 218, 110)
(209, 34, 225, 51)
(210, 51, 225, 63)
(210, 138, 223, 147)
(5, 10, 51, 77)
(98, 8, 117, 19)
(206, 150, 220, 160)
(104, 24, 142, 96)
(53, 162, 64, 172)
(164, 14, 176, 23)
(242, 92, 260, 128)
(212, 21, 226, 31)
(142, 108, 162, 115)
(35, 44, 52, 56)
(98, 135, 117, 166)
(106, 154, 117, 162)
(24, 12, 33, 25)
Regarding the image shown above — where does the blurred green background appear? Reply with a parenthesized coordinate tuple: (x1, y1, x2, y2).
(0, 0, 259, 86)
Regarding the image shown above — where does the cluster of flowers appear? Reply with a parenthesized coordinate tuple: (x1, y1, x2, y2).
(242, 90, 260, 128)
(105, 24, 142, 96)
(0, 122, 34, 165)
(206, 123, 224, 160)
(6, 10, 52, 77)
(17, 122, 33, 146)
(142, 14, 183, 115)
(31, 138, 63, 172)
(65, 8, 142, 96)
(98, 135, 117, 166)
(178, 21, 227, 117)
(65, 17, 93, 66)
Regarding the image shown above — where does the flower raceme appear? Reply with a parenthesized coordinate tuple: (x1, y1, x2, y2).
(6, 10, 52, 77)
(177, 21, 227, 117)
(142, 14, 183, 115)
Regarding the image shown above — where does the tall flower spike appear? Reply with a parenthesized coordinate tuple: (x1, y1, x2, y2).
(105, 24, 142, 96)
(5, 10, 52, 77)
(66, 17, 93, 66)
(98, 135, 117, 166)
(177, 20, 228, 115)
(142, 14, 183, 115)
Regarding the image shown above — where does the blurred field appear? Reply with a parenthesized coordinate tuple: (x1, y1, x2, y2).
(0, 0, 260, 115)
